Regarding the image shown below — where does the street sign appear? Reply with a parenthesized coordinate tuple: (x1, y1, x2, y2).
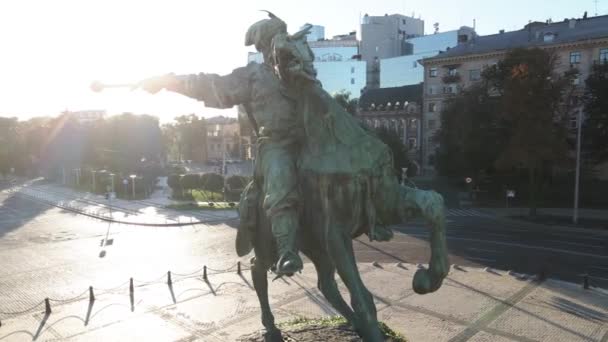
(506, 190, 516, 198)
(465, 177, 472, 184)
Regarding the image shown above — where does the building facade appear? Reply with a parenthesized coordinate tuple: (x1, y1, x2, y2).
(420, 15, 608, 175)
(360, 13, 425, 89)
(357, 83, 423, 170)
(205, 116, 240, 161)
(247, 29, 366, 97)
(380, 27, 476, 87)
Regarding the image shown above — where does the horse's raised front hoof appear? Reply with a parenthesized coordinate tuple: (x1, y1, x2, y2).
(412, 269, 444, 294)
(264, 328, 283, 342)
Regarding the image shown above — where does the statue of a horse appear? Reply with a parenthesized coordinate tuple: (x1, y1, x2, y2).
(236, 83, 449, 342)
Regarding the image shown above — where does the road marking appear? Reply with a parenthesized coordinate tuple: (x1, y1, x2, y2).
(546, 239, 604, 249)
(467, 247, 501, 254)
(467, 256, 497, 263)
(589, 266, 608, 271)
(406, 233, 608, 259)
(589, 274, 608, 281)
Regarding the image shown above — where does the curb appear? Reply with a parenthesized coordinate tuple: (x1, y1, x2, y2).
(11, 190, 236, 227)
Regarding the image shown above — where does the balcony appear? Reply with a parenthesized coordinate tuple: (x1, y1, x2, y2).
(442, 74, 461, 84)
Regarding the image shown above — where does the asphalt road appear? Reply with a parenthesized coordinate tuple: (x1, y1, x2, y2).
(353, 215, 608, 289)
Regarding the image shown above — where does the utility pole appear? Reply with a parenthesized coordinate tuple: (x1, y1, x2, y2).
(222, 129, 227, 202)
(573, 108, 583, 224)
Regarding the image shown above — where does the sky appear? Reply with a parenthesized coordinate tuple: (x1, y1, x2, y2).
(0, 0, 605, 123)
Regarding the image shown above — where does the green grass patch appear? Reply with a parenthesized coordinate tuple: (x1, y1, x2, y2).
(192, 190, 223, 202)
(279, 316, 407, 341)
(166, 201, 237, 211)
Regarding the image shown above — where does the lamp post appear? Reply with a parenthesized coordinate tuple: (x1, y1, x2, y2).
(109, 173, 115, 194)
(130, 174, 136, 199)
(573, 108, 583, 224)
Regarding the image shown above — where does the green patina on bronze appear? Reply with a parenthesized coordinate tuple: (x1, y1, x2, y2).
(140, 11, 449, 342)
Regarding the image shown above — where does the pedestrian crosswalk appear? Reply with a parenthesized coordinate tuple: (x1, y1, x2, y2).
(447, 209, 491, 217)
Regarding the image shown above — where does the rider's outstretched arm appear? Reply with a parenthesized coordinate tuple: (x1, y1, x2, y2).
(140, 65, 252, 109)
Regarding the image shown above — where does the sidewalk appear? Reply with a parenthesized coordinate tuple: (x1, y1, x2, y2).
(2, 179, 238, 226)
(484, 207, 608, 221)
(0, 263, 606, 341)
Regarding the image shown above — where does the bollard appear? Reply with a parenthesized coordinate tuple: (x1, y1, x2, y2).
(167, 271, 172, 287)
(237, 261, 241, 275)
(129, 278, 134, 311)
(583, 274, 590, 290)
(89, 286, 95, 303)
(203, 266, 208, 281)
(44, 298, 51, 315)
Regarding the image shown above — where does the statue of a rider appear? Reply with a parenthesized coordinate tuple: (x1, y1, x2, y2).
(140, 13, 305, 276)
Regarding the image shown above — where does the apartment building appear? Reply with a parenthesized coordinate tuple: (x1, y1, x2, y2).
(420, 14, 608, 174)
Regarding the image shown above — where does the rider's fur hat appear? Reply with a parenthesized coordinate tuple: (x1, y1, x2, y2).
(245, 11, 287, 51)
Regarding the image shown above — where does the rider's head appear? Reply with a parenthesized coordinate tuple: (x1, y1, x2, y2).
(245, 11, 287, 60)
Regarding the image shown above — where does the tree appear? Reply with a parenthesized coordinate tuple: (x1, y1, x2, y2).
(180, 173, 200, 195)
(583, 62, 608, 163)
(200, 172, 224, 193)
(0, 117, 19, 178)
(166, 114, 208, 162)
(482, 48, 575, 216)
(332, 91, 358, 116)
(373, 127, 416, 181)
(435, 83, 506, 180)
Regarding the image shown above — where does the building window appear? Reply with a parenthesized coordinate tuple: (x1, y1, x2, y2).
(448, 67, 458, 76)
(600, 48, 608, 63)
(469, 69, 481, 81)
(402, 19, 406, 24)
(429, 68, 438, 77)
(408, 138, 417, 149)
(570, 51, 581, 65)
(412, 61, 418, 68)
(428, 119, 436, 129)
(351, 66, 355, 73)
(350, 78, 355, 84)
(428, 103, 436, 112)
(410, 119, 418, 129)
(428, 85, 436, 95)
(428, 154, 435, 166)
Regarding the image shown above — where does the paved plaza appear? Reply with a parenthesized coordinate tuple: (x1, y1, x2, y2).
(0, 179, 607, 341)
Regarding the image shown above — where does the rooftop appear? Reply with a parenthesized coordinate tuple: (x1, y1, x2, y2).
(424, 14, 608, 62)
(359, 83, 423, 109)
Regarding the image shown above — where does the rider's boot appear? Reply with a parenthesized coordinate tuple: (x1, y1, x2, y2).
(272, 211, 303, 276)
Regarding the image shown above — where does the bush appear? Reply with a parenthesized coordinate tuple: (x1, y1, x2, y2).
(226, 175, 249, 191)
(225, 175, 250, 201)
(180, 173, 200, 193)
(200, 172, 224, 192)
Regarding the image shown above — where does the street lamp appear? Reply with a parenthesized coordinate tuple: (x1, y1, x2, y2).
(109, 173, 115, 194)
(573, 108, 583, 224)
(130, 174, 136, 199)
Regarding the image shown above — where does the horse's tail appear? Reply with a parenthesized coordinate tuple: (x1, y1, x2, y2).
(400, 186, 449, 294)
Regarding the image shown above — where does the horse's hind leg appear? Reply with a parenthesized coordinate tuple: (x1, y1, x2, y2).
(307, 249, 356, 324)
(330, 232, 384, 342)
(251, 261, 282, 341)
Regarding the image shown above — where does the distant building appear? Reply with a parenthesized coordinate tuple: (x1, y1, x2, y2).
(64, 110, 106, 124)
(301, 23, 325, 41)
(247, 27, 366, 97)
(205, 116, 240, 161)
(357, 83, 423, 170)
(360, 13, 425, 89)
(420, 14, 608, 175)
(380, 27, 476, 87)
